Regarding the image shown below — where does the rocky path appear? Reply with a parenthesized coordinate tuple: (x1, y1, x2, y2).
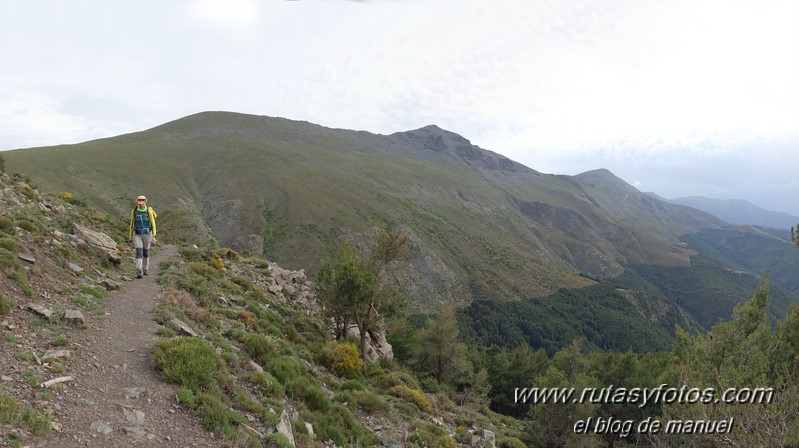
(34, 245, 219, 448)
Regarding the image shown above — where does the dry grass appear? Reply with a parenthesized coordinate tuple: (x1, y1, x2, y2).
(161, 288, 195, 308)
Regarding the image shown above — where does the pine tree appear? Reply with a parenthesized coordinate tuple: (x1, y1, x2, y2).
(316, 239, 373, 341)
(316, 229, 409, 361)
(659, 278, 799, 446)
(416, 307, 466, 384)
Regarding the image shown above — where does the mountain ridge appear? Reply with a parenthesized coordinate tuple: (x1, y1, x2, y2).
(668, 195, 799, 229)
(4, 111, 796, 327)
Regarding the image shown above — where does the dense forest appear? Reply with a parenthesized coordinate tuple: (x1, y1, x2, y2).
(456, 283, 697, 354)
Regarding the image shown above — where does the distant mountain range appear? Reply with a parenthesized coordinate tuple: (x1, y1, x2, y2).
(665, 195, 799, 230)
(5, 111, 798, 352)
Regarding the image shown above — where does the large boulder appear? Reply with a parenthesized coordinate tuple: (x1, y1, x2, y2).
(72, 223, 123, 265)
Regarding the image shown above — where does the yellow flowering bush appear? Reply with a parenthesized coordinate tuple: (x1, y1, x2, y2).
(388, 385, 432, 413)
(325, 340, 363, 375)
(439, 435, 457, 448)
(208, 257, 225, 270)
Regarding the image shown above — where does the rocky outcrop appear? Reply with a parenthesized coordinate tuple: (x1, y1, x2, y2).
(276, 408, 296, 447)
(167, 318, 198, 337)
(345, 321, 394, 362)
(471, 429, 496, 448)
(267, 262, 319, 313)
(264, 261, 394, 361)
(72, 223, 123, 265)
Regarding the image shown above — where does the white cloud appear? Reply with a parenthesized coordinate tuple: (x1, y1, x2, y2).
(0, 0, 796, 213)
(186, 0, 261, 30)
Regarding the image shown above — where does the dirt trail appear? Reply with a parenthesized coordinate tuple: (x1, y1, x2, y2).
(34, 245, 219, 448)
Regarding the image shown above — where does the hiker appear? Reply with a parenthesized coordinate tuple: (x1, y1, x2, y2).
(128, 195, 157, 279)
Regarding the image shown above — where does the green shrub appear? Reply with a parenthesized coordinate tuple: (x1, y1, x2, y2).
(407, 424, 453, 448)
(9, 270, 34, 299)
(231, 275, 252, 290)
(455, 426, 470, 444)
(15, 184, 36, 201)
(23, 370, 39, 388)
(195, 391, 246, 436)
(71, 293, 100, 311)
(177, 274, 214, 301)
(302, 384, 330, 412)
(285, 376, 330, 412)
(340, 379, 365, 391)
(313, 419, 346, 446)
(240, 333, 277, 364)
(213, 247, 240, 261)
(250, 371, 284, 398)
(179, 246, 207, 262)
(153, 337, 224, 392)
(234, 390, 262, 414)
(355, 390, 389, 414)
(63, 193, 86, 206)
(189, 261, 217, 278)
(80, 284, 108, 299)
(16, 220, 38, 233)
(0, 248, 20, 270)
(0, 293, 11, 316)
(380, 371, 421, 391)
(175, 387, 248, 437)
(332, 390, 357, 411)
(53, 244, 78, 263)
(265, 355, 303, 385)
(0, 390, 51, 436)
(497, 437, 527, 448)
(176, 387, 197, 408)
(157, 327, 176, 337)
(0, 216, 14, 234)
(49, 336, 69, 347)
(0, 236, 19, 251)
(264, 432, 294, 448)
(260, 408, 281, 427)
(302, 404, 380, 446)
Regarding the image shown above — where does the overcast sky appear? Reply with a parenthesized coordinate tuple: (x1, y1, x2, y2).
(2, 0, 797, 214)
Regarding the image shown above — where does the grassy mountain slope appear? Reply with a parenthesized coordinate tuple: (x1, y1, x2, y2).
(678, 226, 799, 294)
(4, 111, 726, 314)
(6, 111, 799, 356)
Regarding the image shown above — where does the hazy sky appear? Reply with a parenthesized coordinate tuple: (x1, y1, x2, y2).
(2, 0, 797, 214)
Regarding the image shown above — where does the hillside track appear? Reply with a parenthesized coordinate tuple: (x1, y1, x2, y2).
(34, 245, 219, 448)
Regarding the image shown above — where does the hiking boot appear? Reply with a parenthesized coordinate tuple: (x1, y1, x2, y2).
(136, 269, 143, 279)
(143, 268, 149, 276)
